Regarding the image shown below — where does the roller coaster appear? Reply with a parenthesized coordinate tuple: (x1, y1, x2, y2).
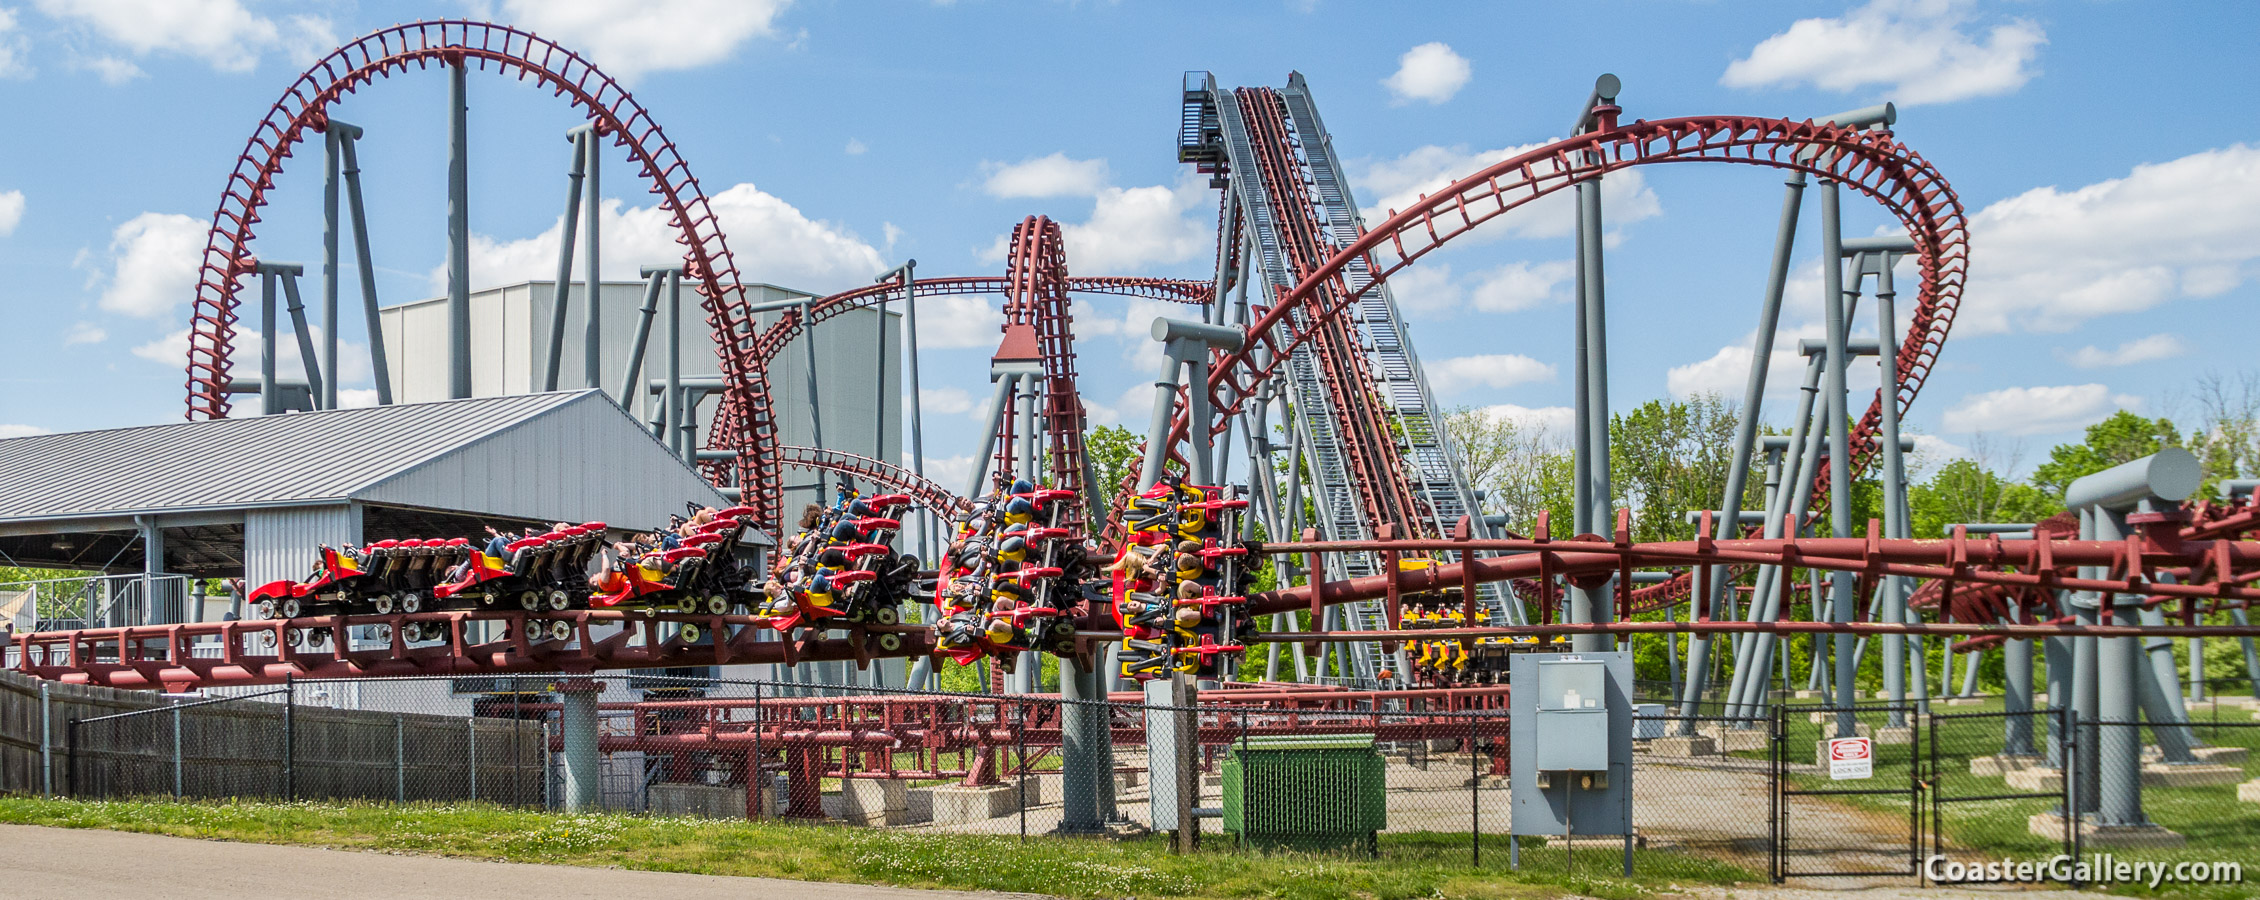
(12, 19, 2260, 713)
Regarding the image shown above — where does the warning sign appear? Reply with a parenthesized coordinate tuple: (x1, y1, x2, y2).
(1828, 736, 1873, 780)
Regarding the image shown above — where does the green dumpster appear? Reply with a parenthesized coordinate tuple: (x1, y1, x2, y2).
(1220, 734, 1387, 852)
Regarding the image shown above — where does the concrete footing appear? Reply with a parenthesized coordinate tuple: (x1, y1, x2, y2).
(647, 782, 773, 820)
(2028, 811, 2186, 848)
(839, 778, 909, 826)
(1945, 695, 1989, 707)
(1697, 725, 1768, 752)
(1874, 726, 1914, 746)
(1969, 754, 2044, 777)
(2005, 767, 2063, 793)
(1649, 735, 1717, 757)
(927, 784, 1022, 824)
(2238, 780, 2260, 804)
(2141, 762, 2246, 787)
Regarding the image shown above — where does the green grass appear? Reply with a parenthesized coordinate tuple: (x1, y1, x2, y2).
(0, 796, 1756, 900)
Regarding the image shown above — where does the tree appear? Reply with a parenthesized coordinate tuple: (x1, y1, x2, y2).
(1608, 394, 1753, 542)
(2179, 370, 2260, 495)
(2028, 410, 2181, 500)
(1442, 406, 1574, 536)
(1084, 425, 1141, 498)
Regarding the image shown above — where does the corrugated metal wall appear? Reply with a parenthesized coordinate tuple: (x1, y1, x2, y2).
(244, 504, 359, 587)
(356, 393, 723, 533)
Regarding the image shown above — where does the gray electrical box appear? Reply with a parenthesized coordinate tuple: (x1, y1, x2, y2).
(1510, 650, 1632, 836)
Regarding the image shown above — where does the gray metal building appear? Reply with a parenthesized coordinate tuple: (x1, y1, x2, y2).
(380, 280, 902, 513)
(0, 391, 743, 624)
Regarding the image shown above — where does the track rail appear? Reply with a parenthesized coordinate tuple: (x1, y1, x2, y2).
(776, 444, 970, 518)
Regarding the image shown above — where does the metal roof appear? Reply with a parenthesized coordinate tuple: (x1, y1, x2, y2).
(0, 391, 623, 522)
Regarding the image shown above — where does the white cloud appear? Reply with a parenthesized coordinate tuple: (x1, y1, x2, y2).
(1429, 354, 1555, 394)
(1957, 145, 2260, 335)
(2057, 333, 2188, 369)
(1722, 0, 2045, 106)
(844, 138, 867, 156)
(919, 385, 975, 416)
(1391, 260, 1576, 315)
(36, 0, 336, 73)
(1084, 384, 1162, 431)
(1056, 173, 1213, 274)
(78, 55, 143, 83)
(924, 454, 977, 495)
(981, 153, 1110, 199)
(1940, 384, 2139, 436)
(1475, 403, 1575, 437)
(99, 212, 204, 318)
(338, 388, 379, 409)
(1356, 142, 1660, 234)
(0, 424, 50, 438)
(492, 0, 788, 80)
(913, 295, 1005, 350)
(1907, 433, 1971, 478)
(0, 189, 22, 236)
(0, 10, 30, 79)
(63, 322, 105, 345)
(447, 183, 886, 297)
(1382, 42, 1471, 105)
(130, 327, 189, 365)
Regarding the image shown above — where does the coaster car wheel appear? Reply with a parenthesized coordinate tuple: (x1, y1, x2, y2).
(524, 620, 546, 642)
(679, 622, 704, 643)
(256, 599, 277, 620)
(255, 630, 277, 650)
(398, 593, 423, 614)
(549, 620, 574, 642)
(369, 623, 392, 643)
(872, 605, 900, 626)
(675, 596, 697, 614)
(372, 594, 395, 615)
(546, 590, 573, 612)
(279, 597, 303, 619)
(518, 591, 541, 611)
(877, 633, 903, 652)
(704, 595, 730, 616)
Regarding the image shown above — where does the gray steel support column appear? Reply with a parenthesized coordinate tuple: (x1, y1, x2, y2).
(895, 264, 930, 559)
(1018, 378, 1038, 483)
(1725, 357, 1823, 718)
(2134, 601, 2198, 761)
(1057, 653, 1106, 833)
(321, 129, 341, 411)
(874, 290, 891, 473)
(2189, 632, 2205, 702)
(618, 271, 664, 419)
(1185, 358, 1215, 484)
(259, 272, 279, 415)
(582, 128, 603, 392)
(1571, 153, 1615, 653)
(334, 127, 390, 405)
(2234, 607, 2260, 700)
(1140, 318, 1245, 491)
(560, 685, 600, 811)
(2066, 450, 2200, 826)
(2044, 615, 2073, 770)
(801, 299, 826, 499)
(1681, 172, 1804, 722)
(2004, 623, 2037, 755)
(1819, 180, 1856, 737)
(1134, 355, 1181, 493)
(139, 515, 166, 625)
(445, 60, 471, 399)
(967, 373, 1019, 496)
(544, 129, 588, 392)
(1868, 248, 1914, 725)
(280, 269, 323, 406)
(668, 269, 690, 464)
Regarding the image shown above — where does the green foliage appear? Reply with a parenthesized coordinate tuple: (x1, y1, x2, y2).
(1908, 458, 2058, 539)
(2028, 410, 2181, 500)
(1084, 425, 1141, 499)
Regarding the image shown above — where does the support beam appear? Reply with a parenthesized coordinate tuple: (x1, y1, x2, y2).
(333, 124, 390, 405)
(445, 60, 471, 399)
(544, 128, 589, 393)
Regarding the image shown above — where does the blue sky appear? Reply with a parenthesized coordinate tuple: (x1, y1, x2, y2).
(1, 0, 2256, 488)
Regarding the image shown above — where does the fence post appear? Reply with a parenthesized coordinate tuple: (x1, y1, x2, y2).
(467, 718, 479, 803)
(2065, 706, 2081, 889)
(39, 680, 52, 799)
(751, 681, 763, 820)
(1016, 698, 1028, 842)
(283, 674, 296, 801)
(65, 716, 78, 799)
(1470, 714, 1480, 867)
(394, 714, 406, 804)
(172, 705, 183, 800)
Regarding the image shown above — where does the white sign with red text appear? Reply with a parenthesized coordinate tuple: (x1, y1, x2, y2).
(1828, 736, 1874, 780)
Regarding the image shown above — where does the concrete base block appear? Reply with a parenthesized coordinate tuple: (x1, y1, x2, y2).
(1969, 754, 2044, 777)
(1649, 735, 1717, 757)
(839, 778, 909, 826)
(2142, 762, 2246, 787)
(2028, 812, 2186, 848)
(929, 784, 1020, 824)
(2005, 767, 2063, 793)
(1792, 690, 1826, 699)
(1874, 726, 1915, 746)
(647, 782, 769, 820)
(2238, 779, 2260, 804)
(2193, 745, 2250, 765)
(1697, 725, 1768, 752)
(1114, 769, 1143, 791)
(1945, 696, 1987, 707)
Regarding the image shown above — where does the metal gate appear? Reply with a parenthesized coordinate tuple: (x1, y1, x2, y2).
(1772, 703, 1922, 882)
(1926, 706, 2076, 880)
